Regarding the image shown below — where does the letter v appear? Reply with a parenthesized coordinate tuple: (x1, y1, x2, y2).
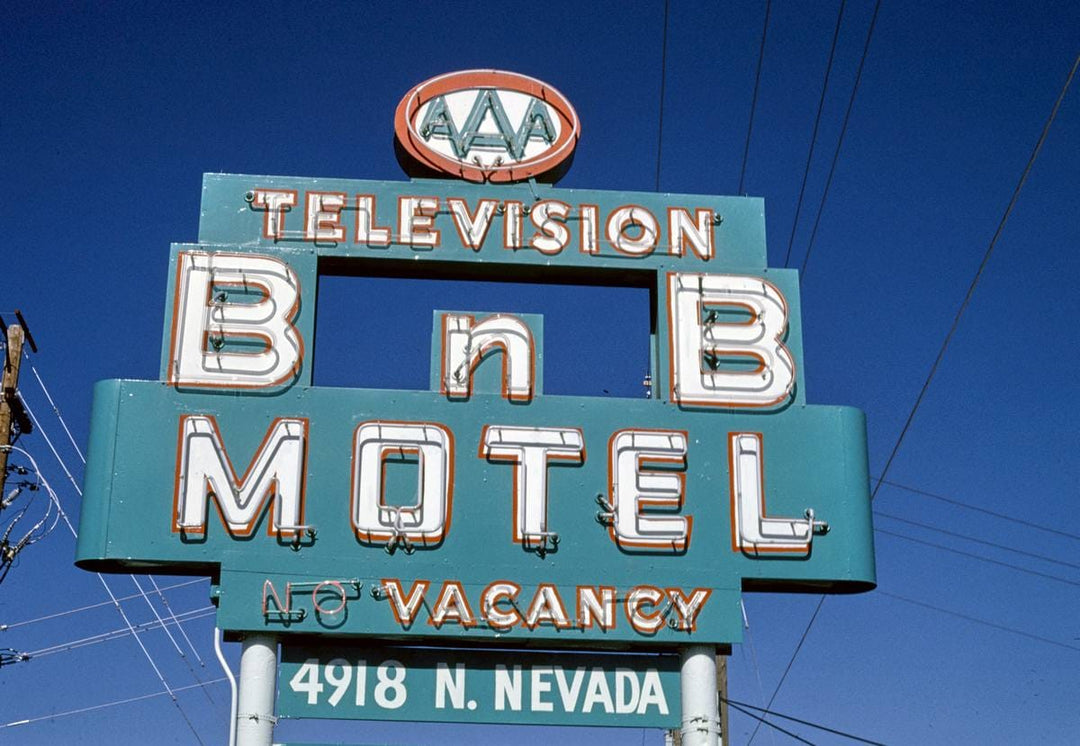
(448, 198, 498, 250)
(382, 578, 430, 627)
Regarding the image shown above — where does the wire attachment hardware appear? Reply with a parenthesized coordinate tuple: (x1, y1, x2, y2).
(522, 530, 559, 558)
(805, 508, 830, 536)
(595, 493, 616, 526)
(383, 507, 417, 555)
(288, 526, 317, 552)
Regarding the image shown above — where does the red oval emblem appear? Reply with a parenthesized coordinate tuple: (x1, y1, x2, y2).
(394, 70, 580, 184)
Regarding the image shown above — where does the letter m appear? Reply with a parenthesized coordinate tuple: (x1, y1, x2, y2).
(174, 415, 308, 537)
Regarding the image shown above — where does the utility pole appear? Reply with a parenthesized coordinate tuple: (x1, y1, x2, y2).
(0, 312, 36, 501)
(669, 647, 729, 746)
(235, 634, 278, 745)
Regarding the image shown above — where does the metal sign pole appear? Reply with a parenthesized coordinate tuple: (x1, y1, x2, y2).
(680, 644, 720, 746)
(235, 634, 278, 746)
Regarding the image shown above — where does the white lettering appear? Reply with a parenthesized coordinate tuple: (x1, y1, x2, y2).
(304, 191, 346, 242)
(607, 205, 659, 255)
(355, 195, 391, 245)
(430, 581, 477, 628)
(667, 272, 795, 408)
(350, 421, 452, 546)
(626, 586, 667, 634)
(531, 667, 555, 712)
(528, 200, 571, 254)
(325, 658, 352, 707)
(448, 198, 498, 250)
(399, 196, 440, 247)
(555, 667, 586, 712)
(579, 204, 599, 254)
(481, 581, 522, 630)
(443, 314, 534, 401)
(638, 669, 670, 715)
(667, 587, 712, 631)
(495, 665, 522, 711)
(615, 668, 640, 714)
(607, 429, 690, 550)
(481, 425, 584, 548)
(503, 201, 524, 249)
(288, 659, 323, 705)
(581, 668, 614, 714)
(168, 251, 303, 388)
(668, 207, 715, 260)
(381, 579, 429, 627)
(374, 660, 407, 709)
(174, 416, 307, 536)
(576, 586, 617, 630)
(435, 662, 466, 709)
(730, 432, 819, 555)
(251, 189, 296, 240)
(524, 583, 573, 629)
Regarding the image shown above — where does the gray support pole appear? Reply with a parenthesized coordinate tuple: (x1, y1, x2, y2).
(235, 634, 278, 746)
(680, 644, 720, 746)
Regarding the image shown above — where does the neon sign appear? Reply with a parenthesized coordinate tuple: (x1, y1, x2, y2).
(78, 168, 874, 646)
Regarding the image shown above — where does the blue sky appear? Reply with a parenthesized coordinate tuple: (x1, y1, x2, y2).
(2, 1, 1078, 744)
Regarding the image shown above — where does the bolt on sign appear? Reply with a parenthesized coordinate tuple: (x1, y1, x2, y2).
(77, 70, 875, 652)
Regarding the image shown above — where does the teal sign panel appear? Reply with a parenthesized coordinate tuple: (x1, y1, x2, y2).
(76, 172, 876, 647)
(278, 645, 680, 728)
(197, 173, 767, 271)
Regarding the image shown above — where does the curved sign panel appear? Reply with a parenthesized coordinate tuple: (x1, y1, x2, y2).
(394, 70, 580, 184)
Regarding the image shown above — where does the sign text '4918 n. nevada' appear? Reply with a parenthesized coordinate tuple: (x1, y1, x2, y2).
(278, 646, 679, 728)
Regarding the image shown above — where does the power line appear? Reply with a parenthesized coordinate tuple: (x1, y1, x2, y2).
(878, 479, 1080, 541)
(783, 0, 847, 269)
(1, 578, 206, 631)
(16, 389, 201, 651)
(131, 574, 188, 659)
(24, 350, 86, 463)
(729, 700, 817, 745)
(654, 0, 670, 192)
(740, 600, 778, 746)
(747, 596, 826, 745)
(148, 574, 210, 668)
(738, 0, 772, 194)
(0, 465, 61, 585)
(0, 677, 229, 730)
(726, 696, 887, 745)
(878, 591, 1080, 653)
(798, 0, 880, 277)
(4, 440, 207, 745)
(868, 50, 1078, 501)
(874, 510, 1080, 570)
(23, 607, 216, 660)
(11, 406, 189, 656)
(875, 527, 1080, 588)
(23, 358, 210, 665)
(757, 47, 1078, 730)
(13, 599, 220, 707)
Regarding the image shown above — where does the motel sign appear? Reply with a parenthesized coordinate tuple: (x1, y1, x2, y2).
(77, 166, 875, 642)
(76, 70, 874, 739)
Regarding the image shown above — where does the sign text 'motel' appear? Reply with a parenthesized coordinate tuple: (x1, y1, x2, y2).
(77, 70, 874, 649)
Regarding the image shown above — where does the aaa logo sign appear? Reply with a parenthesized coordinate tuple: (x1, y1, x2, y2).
(394, 70, 580, 183)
